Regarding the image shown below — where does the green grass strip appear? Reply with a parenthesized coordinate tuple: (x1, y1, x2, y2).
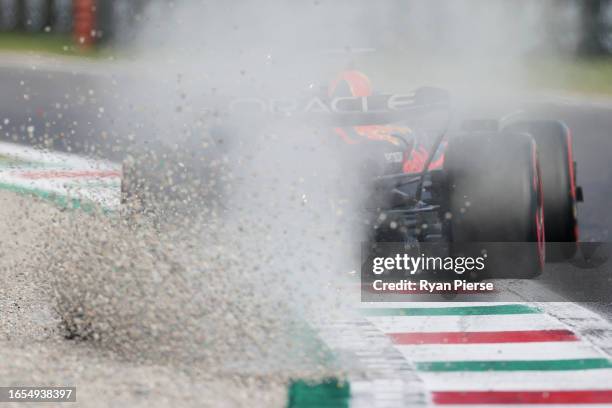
(0, 154, 64, 168)
(362, 304, 541, 317)
(0, 32, 102, 58)
(526, 57, 612, 96)
(416, 358, 612, 372)
(286, 322, 349, 408)
(287, 379, 350, 408)
(0, 181, 111, 213)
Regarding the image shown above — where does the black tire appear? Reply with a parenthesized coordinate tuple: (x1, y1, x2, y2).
(444, 132, 545, 279)
(598, 0, 612, 54)
(23, 0, 48, 32)
(51, 0, 72, 33)
(0, 0, 19, 31)
(504, 120, 578, 260)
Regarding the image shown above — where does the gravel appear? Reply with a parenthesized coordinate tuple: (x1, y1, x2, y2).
(0, 189, 343, 407)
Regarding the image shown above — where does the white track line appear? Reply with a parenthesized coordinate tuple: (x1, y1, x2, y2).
(367, 314, 564, 333)
(395, 342, 605, 362)
(420, 370, 612, 391)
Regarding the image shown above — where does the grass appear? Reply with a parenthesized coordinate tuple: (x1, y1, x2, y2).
(526, 56, 612, 95)
(0, 32, 101, 58)
(357, 51, 612, 97)
(1, 33, 611, 96)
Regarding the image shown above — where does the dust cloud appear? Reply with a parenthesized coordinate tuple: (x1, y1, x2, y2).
(33, 0, 374, 383)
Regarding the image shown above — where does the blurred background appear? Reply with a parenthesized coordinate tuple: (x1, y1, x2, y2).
(0, 0, 147, 49)
(0, 0, 611, 54)
(0, 0, 611, 99)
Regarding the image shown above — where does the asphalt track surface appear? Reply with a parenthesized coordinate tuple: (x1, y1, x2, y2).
(0, 64, 117, 158)
(1, 60, 612, 406)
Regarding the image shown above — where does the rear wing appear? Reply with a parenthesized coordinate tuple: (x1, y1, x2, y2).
(211, 87, 451, 127)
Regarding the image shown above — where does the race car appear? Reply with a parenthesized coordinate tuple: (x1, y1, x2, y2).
(327, 71, 582, 278)
(121, 70, 583, 279)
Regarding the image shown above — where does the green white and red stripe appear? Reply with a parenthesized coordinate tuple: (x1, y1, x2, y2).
(361, 302, 612, 406)
(291, 302, 612, 407)
(0, 141, 120, 210)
